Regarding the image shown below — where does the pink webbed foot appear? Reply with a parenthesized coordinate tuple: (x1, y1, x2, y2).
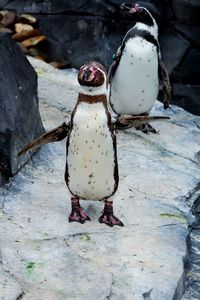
(69, 197, 91, 224)
(98, 200, 124, 227)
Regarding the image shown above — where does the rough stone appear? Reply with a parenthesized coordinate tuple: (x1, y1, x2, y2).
(0, 57, 199, 299)
(171, 48, 200, 85)
(0, 33, 44, 183)
(159, 26, 190, 74)
(172, 0, 200, 26)
(172, 84, 200, 116)
(174, 23, 200, 47)
(0, 264, 23, 299)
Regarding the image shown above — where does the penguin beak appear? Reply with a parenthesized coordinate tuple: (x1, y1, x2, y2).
(82, 69, 91, 81)
(120, 3, 141, 13)
(81, 67, 96, 82)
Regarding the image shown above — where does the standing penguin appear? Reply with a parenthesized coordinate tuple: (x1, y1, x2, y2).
(19, 61, 169, 227)
(19, 62, 123, 227)
(108, 3, 171, 133)
(65, 61, 123, 226)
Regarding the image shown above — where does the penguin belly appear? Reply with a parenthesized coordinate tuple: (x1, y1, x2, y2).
(110, 37, 159, 115)
(66, 102, 117, 201)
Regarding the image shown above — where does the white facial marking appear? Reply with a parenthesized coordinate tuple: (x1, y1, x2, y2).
(78, 67, 107, 96)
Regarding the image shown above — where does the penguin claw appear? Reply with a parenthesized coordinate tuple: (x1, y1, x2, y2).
(135, 123, 157, 134)
(98, 213, 124, 227)
(69, 207, 91, 224)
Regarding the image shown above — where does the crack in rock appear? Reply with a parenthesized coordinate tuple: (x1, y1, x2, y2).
(104, 273, 115, 300)
(173, 185, 200, 299)
(142, 288, 153, 299)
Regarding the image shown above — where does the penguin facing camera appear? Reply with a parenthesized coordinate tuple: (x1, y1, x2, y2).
(108, 2, 171, 133)
(19, 62, 169, 227)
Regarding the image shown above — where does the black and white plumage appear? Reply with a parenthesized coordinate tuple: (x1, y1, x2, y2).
(108, 3, 171, 131)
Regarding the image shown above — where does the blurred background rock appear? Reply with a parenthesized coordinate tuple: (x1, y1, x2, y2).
(0, 0, 199, 115)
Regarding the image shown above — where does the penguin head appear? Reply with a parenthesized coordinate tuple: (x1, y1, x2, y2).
(120, 3, 156, 27)
(78, 62, 107, 88)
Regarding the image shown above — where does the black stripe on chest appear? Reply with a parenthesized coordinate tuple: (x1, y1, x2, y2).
(122, 28, 160, 55)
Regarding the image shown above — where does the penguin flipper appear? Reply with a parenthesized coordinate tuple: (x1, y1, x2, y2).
(115, 115, 170, 129)
(107, 48, 122, 84)
(159, 61, 171, 109)
(18, 122, 70, 156)
(107, 60, 118, 84)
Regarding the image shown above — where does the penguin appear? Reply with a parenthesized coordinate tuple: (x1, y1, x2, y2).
(18, 61, 169, 227)
(108, 3, 171, 133)
(65, 61, 123, 226)
(19, 62, 123, 227)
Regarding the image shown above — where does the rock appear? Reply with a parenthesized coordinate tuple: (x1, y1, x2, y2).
(17, 13, 37, 24)
(0, 34, 44, 183)
(15, 23, 34, 33)
(0, 25, 12, 33)
(0, 10, 16, 26)
(172, 84, 200, 115)
(0, 264, 23, 299)
(171, 48, 200, 85)
(36, 14, 130, 68)
(159, 26, 190, 74)
(174, 23, 200, 47)
(12, 29, 40, 42)
(21, 35, 46, 48)
(173, 0, 200, 26)
(0, 57, 199, 299)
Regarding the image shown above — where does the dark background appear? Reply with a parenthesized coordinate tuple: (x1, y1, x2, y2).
(1, 0, 200, 115)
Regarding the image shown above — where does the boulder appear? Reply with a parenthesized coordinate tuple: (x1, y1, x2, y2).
(174, 23, 200, 47)
(172, 84, 200, 115)
(171, 48, 200, 84)
(159, 26, 190, 74)
(173, 0, 200, 26)
(0, 33, 44, 183)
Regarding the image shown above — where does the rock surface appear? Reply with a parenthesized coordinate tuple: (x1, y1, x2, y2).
(0, 33, 44, 184)
(0, 57, 200, 299)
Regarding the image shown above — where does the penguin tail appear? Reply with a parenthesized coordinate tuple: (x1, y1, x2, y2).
(18, 122, 70, 156)
(159, 60, 171, 109)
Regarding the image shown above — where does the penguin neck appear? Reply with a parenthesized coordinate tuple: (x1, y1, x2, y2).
(78, 83, 107, 97)
(135, 21, 158, 39)
(78, 93, 107, 105)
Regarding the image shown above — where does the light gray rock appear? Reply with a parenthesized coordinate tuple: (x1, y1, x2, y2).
(0, 263, 23, 300)
(0, 57, 199, 300)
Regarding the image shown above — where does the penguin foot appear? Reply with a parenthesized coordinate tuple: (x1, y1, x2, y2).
(69, 207, 91, 224)
(98, 212, 124, 227)
(135, 122, 157, 134)
(69, 197, 91, 224)
(114, 119, 131, 130)
(99, 200, 124, 227)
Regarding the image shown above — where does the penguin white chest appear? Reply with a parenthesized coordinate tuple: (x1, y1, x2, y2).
(67, 102, 117, 201)
(110, 37, 159, 115)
